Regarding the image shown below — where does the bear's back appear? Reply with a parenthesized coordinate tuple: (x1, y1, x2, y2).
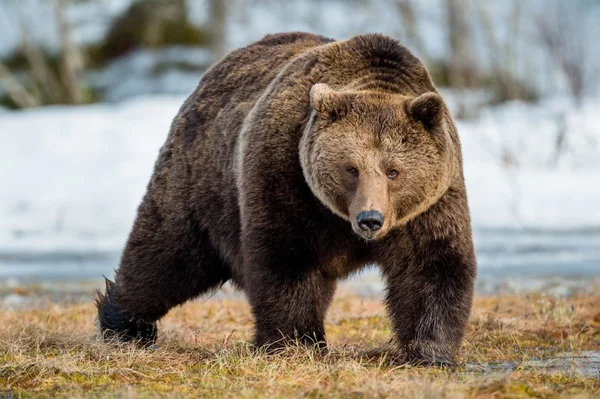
(173, 32, 333, 149)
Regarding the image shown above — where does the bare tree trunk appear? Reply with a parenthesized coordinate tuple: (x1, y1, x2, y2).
(173, 0, 188, 21)
(18, 21, 64, 104)
(537, 3, 585, 104)
(55, 0, 85, 104)
(478, 1, 535, 102)
(394, 0, 426, 57)
(445, 0, 476, 87)
(0, 61, 39, 108)
(209, 0, 227, 62)
(4, 0, 61, 105)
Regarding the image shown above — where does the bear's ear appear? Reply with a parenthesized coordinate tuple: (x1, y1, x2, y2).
(407, 92, 444, 129)
(310, 83, 343, 120)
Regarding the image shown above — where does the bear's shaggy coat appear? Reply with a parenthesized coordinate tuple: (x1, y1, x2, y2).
(97, 32, 477, 366)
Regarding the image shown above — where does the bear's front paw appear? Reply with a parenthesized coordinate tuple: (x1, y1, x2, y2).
(404, 341, 456, 368)
(254, 330, 327, 354)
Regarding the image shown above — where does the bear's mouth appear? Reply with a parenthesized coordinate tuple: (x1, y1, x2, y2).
(351, 223, 385, 241)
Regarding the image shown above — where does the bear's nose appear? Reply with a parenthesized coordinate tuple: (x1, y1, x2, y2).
(357, 210, 384, 232)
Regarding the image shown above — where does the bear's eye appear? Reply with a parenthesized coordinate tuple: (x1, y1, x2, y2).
(387, 169, 399, 179)
(346, 167, 359, 177)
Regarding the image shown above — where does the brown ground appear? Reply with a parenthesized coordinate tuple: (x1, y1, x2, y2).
(1, 288, 599, 398)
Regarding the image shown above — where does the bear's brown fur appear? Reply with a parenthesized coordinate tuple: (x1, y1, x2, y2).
(96, 32, 477, 366)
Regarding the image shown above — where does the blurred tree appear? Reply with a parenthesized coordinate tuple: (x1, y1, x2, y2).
(445, 0, 478, 88)
(209, 0, 227, 62)
(0, 61, 39, 107)
(393, 0, 426, 57)
(56, 0, 86, 104)
(478, 1, 537, 103)
(0, 0, 91, 108)
(174, 0, 188, 21)
(97, 0, 208, 62)
(537, 2, 586, 103)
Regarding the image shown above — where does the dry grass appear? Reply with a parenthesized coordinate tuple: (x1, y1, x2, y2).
(1, 290, 599, 398)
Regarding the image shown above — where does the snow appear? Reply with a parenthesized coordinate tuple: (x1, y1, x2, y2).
(0, 96, 182, 254)
(458, 95, 600, 230)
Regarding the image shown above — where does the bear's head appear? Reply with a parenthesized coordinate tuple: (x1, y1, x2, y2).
(300, 83, 455, 241)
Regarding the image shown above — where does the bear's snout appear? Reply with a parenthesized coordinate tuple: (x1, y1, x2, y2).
(356, 210, 384, 233)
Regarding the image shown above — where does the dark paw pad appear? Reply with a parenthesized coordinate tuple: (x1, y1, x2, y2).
(95, 278, 157, 346)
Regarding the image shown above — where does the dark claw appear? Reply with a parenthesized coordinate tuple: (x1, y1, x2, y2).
(414, 356, 455, 368)
(405, 345, 456, 368)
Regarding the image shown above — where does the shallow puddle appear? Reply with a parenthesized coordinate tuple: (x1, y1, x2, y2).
(467, 351, 600, 377)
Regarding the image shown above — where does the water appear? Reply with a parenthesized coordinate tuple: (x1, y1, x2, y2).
(0, 250, 119, 281)
(474, 228, 600, 277)
(467, 351, 600, 378)
(1, 229, 599, 293)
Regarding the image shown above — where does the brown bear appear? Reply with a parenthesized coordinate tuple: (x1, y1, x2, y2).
(96, 32, 477, 366)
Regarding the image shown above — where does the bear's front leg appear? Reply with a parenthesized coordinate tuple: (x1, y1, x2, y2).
(241, 233, 336, 351)
(245, 265, 336, 351)
(377, 220, 476, 366)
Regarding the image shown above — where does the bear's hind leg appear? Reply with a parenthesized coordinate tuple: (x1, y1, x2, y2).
(96, 197, 230, 345)
(96, 278, 158, 345)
